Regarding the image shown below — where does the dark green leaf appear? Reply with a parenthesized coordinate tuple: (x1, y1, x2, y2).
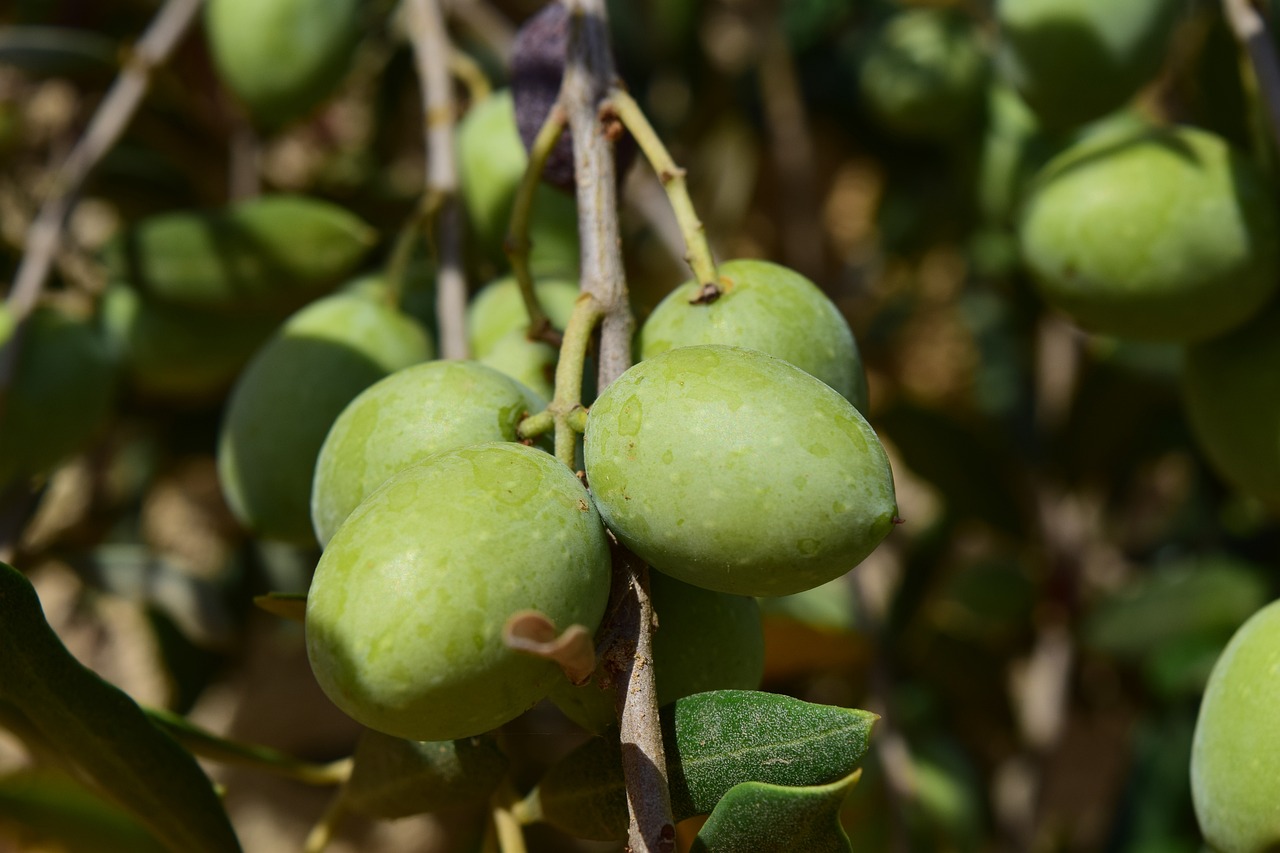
(691, 769, 860, 853)
(0, 26, 116, 77)
(253, 591, 307, 623)
(0, 562, 241, 853)
(144, 707, 347, 786)
(343, 730, 509, 819)
(0, 771, 167, 853)
(531, 690, 878, 841)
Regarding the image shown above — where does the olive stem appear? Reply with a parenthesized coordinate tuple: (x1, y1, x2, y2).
(489, 780, 528, 853)
(1223, 0, 1280, 155)
(383, 195, 433, 310)
(606, 87, 718, 291)
(549, 294, 604, 468)
(0, 0, 205, 410)
(449, 48, 492, 102)
(561, 3, 674, 849)
(302, 791, 347, 853)
(405, 0, 470, 360)
(562, 0, 632, 389)
(516, 409, 554, 440)
(442, 0, 515, 62)
(503, 101, 569, 349)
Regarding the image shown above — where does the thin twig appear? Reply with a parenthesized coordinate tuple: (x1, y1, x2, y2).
(1, 0, 204, 394)
(1223, 0, 1280, 152)
(562, 0, 632, 388)
(505, 100, 568, 347)
(406, 0, 469, 360)
(450, 47, 493, 102)
(227, 119, 261, 202)
(607, 89, 717, 288)
(442, 0, 516, 62)
(561, 1, 674, 850)
(302, 791, 347, 853)
(547, 294, 603, 467)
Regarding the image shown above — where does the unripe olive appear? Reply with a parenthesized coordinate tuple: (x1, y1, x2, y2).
(456, 91, 580, 277)
(478, 330, 557, 401)
(467, 276, 579, 358)
(205, 0, 360, 128)
(550, 572, 764, 734)
(1190, 598, 1280, 852)
(584, 345, 897, 597)
(1019, 126, 1279, 341)
(996, 0, 1182, 130)
(218, 294, 433, 544)
(311, 360, 542, 546)
(857, 8, 987, 142)
(639, 259, 868, 411)
(306, 443, 612, 741)
(100, 283, 278, 404)
(0, 307, 116, 487)
(1182, 302, 1280, 512)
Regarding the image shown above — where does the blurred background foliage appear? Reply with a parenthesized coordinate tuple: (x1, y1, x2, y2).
(0, 0, 1276, 850)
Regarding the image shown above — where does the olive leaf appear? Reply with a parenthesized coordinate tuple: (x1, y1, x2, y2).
(342, 730, 509, 819)
(529, 690, 878, 841)
(0, 771, 167, 853)
(691, 769, 861, 853)
(101, 195, 376, 312)
(144, 707, 348, 786)
(0, 562, 241, 853)
(253, 591, 307, 623)
(0, 26, 116, 77)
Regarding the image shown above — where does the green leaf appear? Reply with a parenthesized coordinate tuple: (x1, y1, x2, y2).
(0, 26, 116, 77)
(343, 730, 509, 819)
(0, 562, 241, 853)
(0, 771, 168, 853)
(144, 707, 347, 786)
(253, 591, 307, 623)
(691, 769, 861, 853)
(531, 690, 878, 841)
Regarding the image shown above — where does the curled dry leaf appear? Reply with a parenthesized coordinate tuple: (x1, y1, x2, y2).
(503, 609, 596, 685)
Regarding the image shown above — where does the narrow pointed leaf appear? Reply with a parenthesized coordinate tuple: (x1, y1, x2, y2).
(253, 591, 307, 623)
(0, 562, 241, 853)
(691, 769, 861, 853)
(144, 707, 348, 785)
(343, 730, 510, 819)
(532, 690, 877, 841)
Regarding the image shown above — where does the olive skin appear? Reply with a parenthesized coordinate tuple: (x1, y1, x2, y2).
(306, 443, 612, 742)
(857, 8, 987, 142)
(1018, 126, 1280, 342)
(311, 360, 543, 546)
(0, 307, 116, 487)
(639, 259, 868, 412)
(1190, 599, 1280, 852)
(584, 345, 897, 597)
(1182, 302, 1280, 513)
(468, 277, 579, 358)
(996, 0, 1182, 130)
(205, 0, 360, 127)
